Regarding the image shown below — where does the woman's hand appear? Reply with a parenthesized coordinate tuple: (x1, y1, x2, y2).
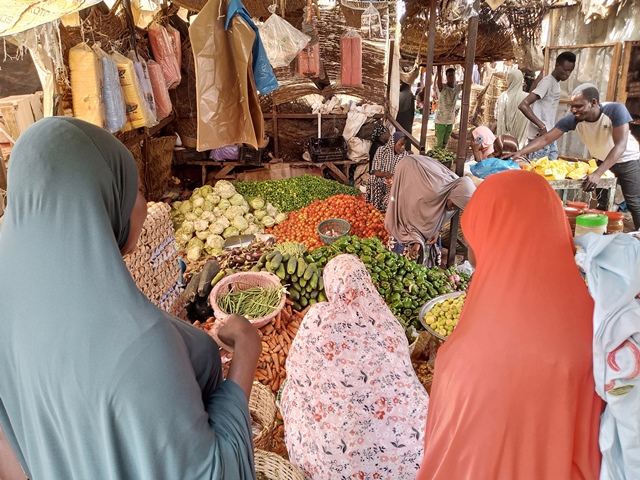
(408, 243, 422, 260)
(217, 315, 262, 399)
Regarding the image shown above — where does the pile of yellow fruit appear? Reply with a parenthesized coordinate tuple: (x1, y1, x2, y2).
(423, 294, 466, 338)
(521, 157, 614, 181)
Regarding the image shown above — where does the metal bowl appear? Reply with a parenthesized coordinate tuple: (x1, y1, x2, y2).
(419, 291, 466, 342)
(223, 234, 256, 250)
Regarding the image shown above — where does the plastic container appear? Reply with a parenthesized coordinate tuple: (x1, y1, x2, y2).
(564, 206, 584, 235)
(567, 201, 588, 210)
(604, 211, 625, 234)
(317, 218, 351, 245)
(584, 208, 605, 215)
(575, 214, 608, 236)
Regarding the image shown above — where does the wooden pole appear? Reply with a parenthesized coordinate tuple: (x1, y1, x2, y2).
(272, 100, 279, 158)
(387, 39, 395, 107)
(447, 0, 479, 267)
(419, 0, 437, 153)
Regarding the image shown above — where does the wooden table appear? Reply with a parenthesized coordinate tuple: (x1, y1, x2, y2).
(548, 177, 618, 211)
(182, 159, 364, 186)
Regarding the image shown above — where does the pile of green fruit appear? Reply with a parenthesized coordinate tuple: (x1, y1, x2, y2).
(234, 175, 361, 213)
(426, 146, 456, 164)
(423, 293, 466, 338)
(253, 242, 327, 311)
(309, 235, 455, 331)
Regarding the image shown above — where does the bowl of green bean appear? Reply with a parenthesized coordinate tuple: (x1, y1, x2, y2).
(210, 272, 287, 328)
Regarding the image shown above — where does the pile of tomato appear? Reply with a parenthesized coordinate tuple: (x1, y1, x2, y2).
(269, 194, 389, 250)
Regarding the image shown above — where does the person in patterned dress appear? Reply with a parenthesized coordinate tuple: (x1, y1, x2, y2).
(366, 131, 408, 213)
(280, 254, 429, 480)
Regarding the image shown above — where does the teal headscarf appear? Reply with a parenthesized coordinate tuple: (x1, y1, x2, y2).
(0, 117, 256, 480)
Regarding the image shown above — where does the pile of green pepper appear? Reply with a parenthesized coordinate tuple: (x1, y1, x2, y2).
(234, 175, 361, 213)
(309, 235, 456, 331)
(426, 147, 456, 163)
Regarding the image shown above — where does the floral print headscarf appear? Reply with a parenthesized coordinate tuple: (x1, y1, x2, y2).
(280, 254, 429, 479)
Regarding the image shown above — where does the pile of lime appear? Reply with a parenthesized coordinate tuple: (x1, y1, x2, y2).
(423, 294, 466, 338)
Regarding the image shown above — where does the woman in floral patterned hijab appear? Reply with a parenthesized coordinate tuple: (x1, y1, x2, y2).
(280, 254, 429, 479)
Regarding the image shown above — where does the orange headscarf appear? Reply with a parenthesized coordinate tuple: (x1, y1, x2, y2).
(416, 170, 603, 480)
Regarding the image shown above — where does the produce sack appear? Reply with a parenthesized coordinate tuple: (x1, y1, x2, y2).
(128, 52, 158, 122)
(298, 42, 320, 77)
(69, 42, 105, 127)
(258, 6, 310, 68)
(147, 60, 173, 120)
(111, 51, 156, 131)
(94, 46, 127, 133)
(340, 29, 362, 86)
(148, 23, 181, 89)
(190, 0, 265, 150)
(210, 145, 240, 161)
(347, 137, 371, 162)
(470, 158, 521, 179)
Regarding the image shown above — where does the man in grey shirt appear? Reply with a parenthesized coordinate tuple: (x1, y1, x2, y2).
(512, 85, 640, 230)
(518, 52, 576, 160)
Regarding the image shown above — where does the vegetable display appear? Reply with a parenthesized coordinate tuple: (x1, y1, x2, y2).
(234, 175, 361, 213)
(270, 194, 388, 250)
(256, 242, 326, 311)
(426, 147, 456, 163)
(170, 181, 287, 262)
(423, 293, 466, 338)
(217, 284, 285, 319)
(310, 235, 457, 334)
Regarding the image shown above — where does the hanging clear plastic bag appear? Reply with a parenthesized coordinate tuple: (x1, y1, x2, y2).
(94, 46, 127, 133)
(111, 51, 157, 131)
(148, 23, 181, 89)
(258, 5, 310, 68)
(340, 29, 362, 86)
(128, 52, 158, 122)
(360, 3, 382, 38)
(448, 0, 478, 22)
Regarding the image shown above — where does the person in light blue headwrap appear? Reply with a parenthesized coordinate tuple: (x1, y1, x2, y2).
(0, 117, 261, 480)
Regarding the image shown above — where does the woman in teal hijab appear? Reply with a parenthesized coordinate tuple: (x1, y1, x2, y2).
(0, 117, 261, 480)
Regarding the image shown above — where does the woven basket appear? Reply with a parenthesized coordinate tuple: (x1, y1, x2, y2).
(408, 330, 430, 359)
(250, 382, 278, 451)
(254, 450, 305, 480)
(209, 272, 286, 328)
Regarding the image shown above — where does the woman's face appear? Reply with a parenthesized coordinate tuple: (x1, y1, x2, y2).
(120, 191, 147, 256)
(379, 130, 390, 144)
(394, 137, 407, 154)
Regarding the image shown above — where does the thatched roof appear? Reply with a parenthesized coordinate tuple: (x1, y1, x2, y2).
(400, 0, 546, 65)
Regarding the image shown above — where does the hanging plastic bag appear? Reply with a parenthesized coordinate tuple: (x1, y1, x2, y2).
(258, 5, 310, 68)
(111, 51, 156, 131)
(448, 0, 478, 22)
(360, 4, 382, 38)
(69, 43, 105, 128)
(94, 46, 127, 133)
(147, 60, 173, 120)
(340, 29, 362, 86)
(470, 158, 520, 179)
(148, 23, 181, 89)
(128, 52, 158, 122)
(166, 25, 182, 71)
(298, 42, 321, 77)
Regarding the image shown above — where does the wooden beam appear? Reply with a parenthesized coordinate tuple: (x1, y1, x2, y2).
(387, 39, 395, 106)
(262, 113, 384, 120)
(608, 42, 623, 101)
(419, 0, 437, 154)
(448, 0, 479, 268)
(324, 162, 350, 184)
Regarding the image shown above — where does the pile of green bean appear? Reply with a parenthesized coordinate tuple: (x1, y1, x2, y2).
(217, 283, 285, 319)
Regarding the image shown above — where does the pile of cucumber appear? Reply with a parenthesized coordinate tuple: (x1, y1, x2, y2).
(253, 247, 327, 311)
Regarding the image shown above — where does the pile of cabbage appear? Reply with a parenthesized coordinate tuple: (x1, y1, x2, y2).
(171, 181, 287, 261)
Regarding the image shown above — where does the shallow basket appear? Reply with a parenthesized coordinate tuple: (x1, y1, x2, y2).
(254, 450, 305, 480)
(317, 218, 351, 245)
(408, 330, 430, 359)
(209, 272, 286, 328)
(419, 291, 466, 342)
(250, 381, 277, 451)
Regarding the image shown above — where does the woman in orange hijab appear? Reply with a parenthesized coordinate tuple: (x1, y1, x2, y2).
(416, 170, 603, 480)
